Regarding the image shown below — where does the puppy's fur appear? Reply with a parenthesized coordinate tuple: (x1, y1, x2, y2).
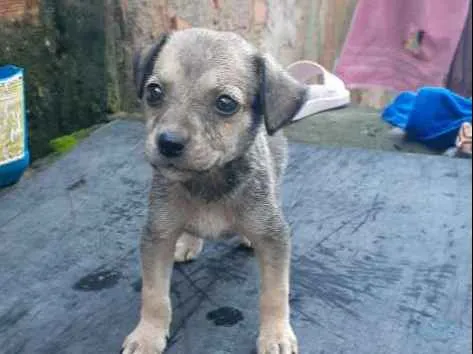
(122, 28, 307, 354)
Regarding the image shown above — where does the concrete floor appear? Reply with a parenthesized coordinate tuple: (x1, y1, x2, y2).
(0, 120, 471, 354)
(284, 106, 436, 155)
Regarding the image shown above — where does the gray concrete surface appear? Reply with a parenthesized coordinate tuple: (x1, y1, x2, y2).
(284, 106, 437, 155)
(0, 120, 471, 354)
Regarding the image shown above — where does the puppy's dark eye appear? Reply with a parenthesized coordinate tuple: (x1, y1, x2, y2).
(146, 83, 164, 106)
(215, 95, 239, 116)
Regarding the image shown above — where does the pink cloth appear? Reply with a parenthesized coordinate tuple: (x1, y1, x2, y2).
(335, 0, 471, 92)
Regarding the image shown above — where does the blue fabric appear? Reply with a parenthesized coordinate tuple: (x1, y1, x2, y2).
(382, 87, 472, 150)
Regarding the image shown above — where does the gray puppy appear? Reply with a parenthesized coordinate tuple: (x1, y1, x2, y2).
(122, 28, 307, 354)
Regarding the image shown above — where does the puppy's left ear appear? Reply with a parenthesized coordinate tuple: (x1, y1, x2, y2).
(254, 54, 307, 135)
(133, 33, 169, 100)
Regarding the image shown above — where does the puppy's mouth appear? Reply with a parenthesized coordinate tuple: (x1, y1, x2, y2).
(152, 160, 217, 175)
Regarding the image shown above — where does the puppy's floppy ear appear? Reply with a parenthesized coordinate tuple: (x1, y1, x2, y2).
(254, 54, 307, 135)
(133, 33, 169, 99)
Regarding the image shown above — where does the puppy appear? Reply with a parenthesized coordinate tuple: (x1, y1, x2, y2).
(122, 28, 307, 354)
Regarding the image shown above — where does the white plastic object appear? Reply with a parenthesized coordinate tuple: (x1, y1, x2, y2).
(287, 60, 351, 121)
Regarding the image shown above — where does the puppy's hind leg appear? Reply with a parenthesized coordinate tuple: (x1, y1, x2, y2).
(174, 232, 204, 263)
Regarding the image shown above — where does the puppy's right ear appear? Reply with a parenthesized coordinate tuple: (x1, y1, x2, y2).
(133, 33, 169, 99)
(254, 54, 307, 135)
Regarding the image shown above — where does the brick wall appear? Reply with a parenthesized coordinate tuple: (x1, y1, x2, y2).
(0, 0, 39, 21)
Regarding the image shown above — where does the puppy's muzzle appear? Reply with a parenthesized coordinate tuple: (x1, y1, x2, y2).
(158, 131, 187, 158)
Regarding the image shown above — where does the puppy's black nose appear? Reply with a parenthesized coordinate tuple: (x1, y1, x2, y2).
(158, 132, 187, 158)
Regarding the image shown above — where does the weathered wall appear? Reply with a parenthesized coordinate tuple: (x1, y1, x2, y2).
(1, 2, 61, 159)
(0, 0, 39, 19)
(105, 0, 307, 113)
(106, 0, 397, 112)
(0, 0, 107, 160)
(52, 0, 107, 128)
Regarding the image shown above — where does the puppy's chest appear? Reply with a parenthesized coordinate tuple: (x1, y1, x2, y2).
(184, 202, 236, 239)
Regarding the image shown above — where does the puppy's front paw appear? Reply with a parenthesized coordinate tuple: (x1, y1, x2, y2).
(258, 325, 298, 354)
(121, 323, 168, 354)
(174, 233, 203, 263)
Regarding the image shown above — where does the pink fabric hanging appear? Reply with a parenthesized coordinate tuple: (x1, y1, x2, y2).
(335, 0, 471, 92)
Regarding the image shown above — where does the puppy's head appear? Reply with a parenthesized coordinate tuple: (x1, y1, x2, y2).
(134, 28, 307, 180)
